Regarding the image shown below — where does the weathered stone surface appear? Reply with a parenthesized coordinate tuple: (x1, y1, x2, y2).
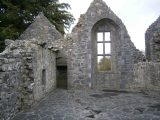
(128, 62, 160, 94)
(12, 89, 160, 120)
(68, 0, 144, 89)
(145, 16, 160, 62)
(0, 39, 57, 120)
(1, 0, 160, 120)
(127, 16, 160, 95)
(19, 13, 62, 42)
(0, 13, 61, 120)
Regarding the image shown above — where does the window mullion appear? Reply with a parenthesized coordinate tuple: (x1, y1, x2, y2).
(103, 32, 105, 59)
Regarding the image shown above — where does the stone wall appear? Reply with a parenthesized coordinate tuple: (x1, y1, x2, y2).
(0, 40, 56, 120)
(0, 13, 62, 120)
(68, 0, 144, 89)
(0, 39, 57, 120)
(129, 62, 160, 92)
(33, 43, 56, 101)
(145, 16, 160, 62)
(19, 13, 62, 42)
(0, 39, 35, 120)
(0, 40, 23, 120)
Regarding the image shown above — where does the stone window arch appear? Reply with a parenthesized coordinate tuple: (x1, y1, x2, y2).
(91, 18, 119, 72)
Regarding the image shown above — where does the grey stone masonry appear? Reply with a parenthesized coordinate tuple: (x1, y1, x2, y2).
(0, 39, 57, 120)
(128, 62, 160, 93)
(19, 13, 62, 42)
(0, 39, 36, 120)
(2, 1, 160, 120)
(0, 40, 23, 120)
(145, 16, 160, 62)
(12, 89, 160, 120)
(0, 13, 62, 120)
(68, 0, 144, 89)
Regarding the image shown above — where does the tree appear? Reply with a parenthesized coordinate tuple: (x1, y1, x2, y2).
(0, 0, 75, 52)
(98, 57, 111, 71)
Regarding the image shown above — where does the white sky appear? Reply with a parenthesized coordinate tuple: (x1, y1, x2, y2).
(59, 0, 160, 51)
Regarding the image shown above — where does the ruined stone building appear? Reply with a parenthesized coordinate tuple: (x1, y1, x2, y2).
(0, 0, 160, 119)
(145, 16, 160, 62)
(129, 16, 160, 92)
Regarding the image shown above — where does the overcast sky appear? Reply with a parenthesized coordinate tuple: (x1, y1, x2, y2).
(59, 0, 160, 51)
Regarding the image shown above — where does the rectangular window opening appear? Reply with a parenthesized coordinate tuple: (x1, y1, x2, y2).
(105, 32, 110, 41)
(97, 31, 111, 72)
(105, 43, 111, 54)
(97, 32, 103, 41)
(97, 43, 103, 54)
(42, 69, 46, 86)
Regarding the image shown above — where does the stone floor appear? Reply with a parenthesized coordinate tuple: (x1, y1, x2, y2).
(12, 89, 160, 120)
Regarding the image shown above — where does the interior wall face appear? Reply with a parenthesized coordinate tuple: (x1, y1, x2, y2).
(33, 46, 56, 101)
(128, 62, 160, 92)
(68, 0, 144, 90)
(67, 33, 90, 89)
(145, 16, 160, 62)
(69, 17, 141, 90)
(91, 19, 121, 89)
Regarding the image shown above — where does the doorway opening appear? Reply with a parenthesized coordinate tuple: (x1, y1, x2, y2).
(56, 66, 68, 89)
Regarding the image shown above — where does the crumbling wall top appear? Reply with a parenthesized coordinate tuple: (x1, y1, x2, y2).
(72, 0, 126, 34)
(145, 16, 160, 61)
(146, 16, 160, 33)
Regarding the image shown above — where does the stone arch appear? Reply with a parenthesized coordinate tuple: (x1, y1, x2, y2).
(69, 0, 144, 89)
(91, 18, 121, 88)
(91, 18, 120, 31)
(91, 18, 120, 66)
